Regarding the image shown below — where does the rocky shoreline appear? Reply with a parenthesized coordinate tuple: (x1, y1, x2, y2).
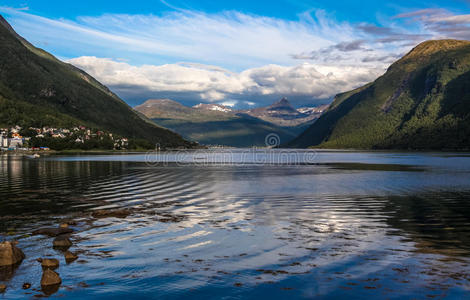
(0, 209, 131, 297)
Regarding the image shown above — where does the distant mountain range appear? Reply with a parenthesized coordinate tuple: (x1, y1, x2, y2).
(289, 40, 470, 150)
(0, 15, 192, 148)
(240, 97, 328, 127)
(135, 98, 327, 147)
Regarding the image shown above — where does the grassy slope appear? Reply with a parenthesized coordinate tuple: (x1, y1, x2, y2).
(289, 40, 470, 150)
(0, 16, 191, 148)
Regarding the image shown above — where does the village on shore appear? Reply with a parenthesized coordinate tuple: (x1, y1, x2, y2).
(0, 125, 129, 151)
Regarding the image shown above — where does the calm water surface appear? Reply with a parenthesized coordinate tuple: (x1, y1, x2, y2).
(1, 150, 470, 299)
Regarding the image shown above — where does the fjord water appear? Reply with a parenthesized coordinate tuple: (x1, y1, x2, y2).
(1, 150, 470, 299)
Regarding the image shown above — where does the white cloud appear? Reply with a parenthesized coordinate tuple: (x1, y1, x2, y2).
(68, 56, 383, 105)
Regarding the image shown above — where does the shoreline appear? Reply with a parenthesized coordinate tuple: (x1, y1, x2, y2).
(2, 148, 470, 155)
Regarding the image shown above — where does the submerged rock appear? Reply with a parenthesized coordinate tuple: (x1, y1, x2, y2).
(33, 227, 73, 237)
(0, 241, 25, 266)
(64, 251, 78, 263)
(40, 258, 59, 270)
(22, 282, 31, 289)
(42, 283, 60, 296)
(0, 265, 19, 281)
(53, 236, 72, 248)
(91, 209, 131, 218)
(41, 269, 61, 295)
(0, 284, 6, 293)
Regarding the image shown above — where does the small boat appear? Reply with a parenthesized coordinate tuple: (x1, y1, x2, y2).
(26, 154, 40, 159)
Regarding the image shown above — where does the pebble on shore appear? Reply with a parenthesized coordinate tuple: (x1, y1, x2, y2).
(0, 241, 25, 267)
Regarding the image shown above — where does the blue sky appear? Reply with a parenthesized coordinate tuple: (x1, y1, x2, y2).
(1, 0, 469, 107)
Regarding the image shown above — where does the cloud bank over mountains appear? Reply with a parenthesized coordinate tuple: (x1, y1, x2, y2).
(2, 6, 470, 107)
(68, 56, 382, 106)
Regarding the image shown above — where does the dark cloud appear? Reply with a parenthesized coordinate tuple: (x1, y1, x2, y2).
(393, 9, 470, 40)
(333, 40, 367, 51)
(358, 24, 396, 36)
(376, 33, 432, 44)
(361, 53, 403, 63)
(291, 40, 368, 60)
(357, 22, 432, 45)
(393, 8, 447, 20)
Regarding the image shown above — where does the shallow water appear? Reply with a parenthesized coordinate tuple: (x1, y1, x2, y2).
(1, 150, 470, 299)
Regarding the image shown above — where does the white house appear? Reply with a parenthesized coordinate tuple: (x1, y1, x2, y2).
(0, 135, 8, 148)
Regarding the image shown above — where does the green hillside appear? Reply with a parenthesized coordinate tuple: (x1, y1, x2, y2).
(289, 40, 470, 150)
(0, 15, 192, 148)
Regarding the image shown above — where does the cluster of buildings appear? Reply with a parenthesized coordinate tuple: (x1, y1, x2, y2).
(0, 125, 129, 151)
(0, 126, 30, 150)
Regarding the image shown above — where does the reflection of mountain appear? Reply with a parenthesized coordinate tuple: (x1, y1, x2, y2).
(134, 98, 327, 147)
(383, 192, 470, 256)
(0, 156, 122, 223)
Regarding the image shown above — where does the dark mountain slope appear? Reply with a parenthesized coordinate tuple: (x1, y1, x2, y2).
(0, 15, 191, 148)
(289, 40, 470, 150)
